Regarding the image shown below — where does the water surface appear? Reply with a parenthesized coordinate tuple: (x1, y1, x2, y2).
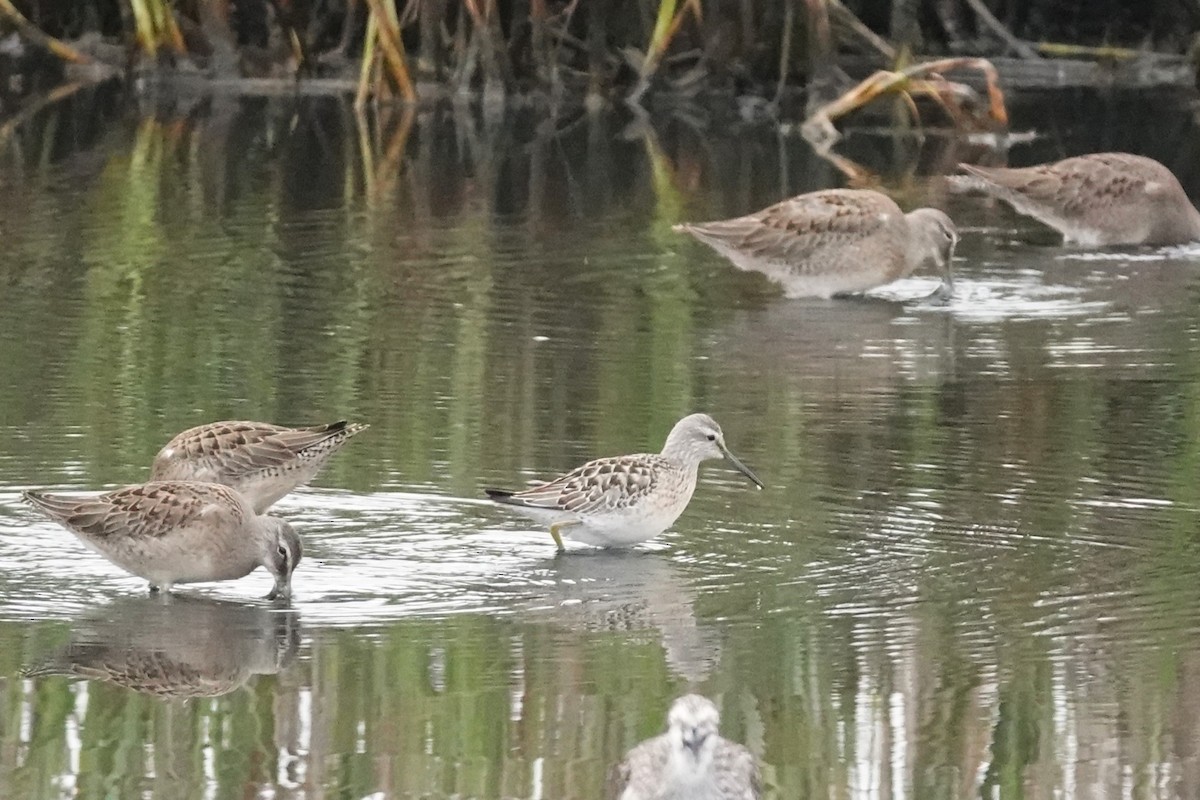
(2, 89, 1200, 799)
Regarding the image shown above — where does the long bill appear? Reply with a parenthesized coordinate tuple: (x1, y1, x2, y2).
(938, 241, 957, 295)
(719, 442, 765, 489)
(266, 574, 292, 602)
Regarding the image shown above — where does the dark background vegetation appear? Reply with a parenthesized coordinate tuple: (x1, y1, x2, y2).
(2, 0, 1200, 105)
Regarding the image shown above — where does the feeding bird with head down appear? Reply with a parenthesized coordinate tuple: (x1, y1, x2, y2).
(22, 481, 303, 600)
(952, 152, 1200, 246)
(674, 188, 958, 300)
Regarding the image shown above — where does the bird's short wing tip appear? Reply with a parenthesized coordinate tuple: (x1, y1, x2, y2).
(484, 488, 516, 503)
(321, 420, 369, 437)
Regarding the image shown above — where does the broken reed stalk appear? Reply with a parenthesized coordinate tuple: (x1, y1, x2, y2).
(0, 81, 89, 147)
(355, 12, 380, 109)
(460, 0, 512, 90)
(828, 0, 895, 61)
(627, 0, 702, 102)
(801, 56, 1008, 145)
(645, 0, 679, 69)
(0, 0, 95, 64)
(961, 0, 1039, 59)
(774, 0, 795, 105)
(530, 0, 549, 83)
(151, 0, 185, 54)
(358, 0, 417, 106)
(128, 0, 156, 57)
(1035, 42, 1144, 60)
(128, 0, 185, 59)
(380, 0, 415, 98)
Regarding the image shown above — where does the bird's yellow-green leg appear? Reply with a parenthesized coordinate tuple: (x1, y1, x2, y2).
(549, 521, 579, 552)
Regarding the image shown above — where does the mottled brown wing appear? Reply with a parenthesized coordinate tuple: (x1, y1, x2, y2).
(152, 421, 290, 479)
(151, 420, 363, 480)
(676, 189, 903, 273)
(507, 455, 664, 514)
(960, 153, 1170, 219)
(254, 421, 365, 461)
(23, 482, 246, 541)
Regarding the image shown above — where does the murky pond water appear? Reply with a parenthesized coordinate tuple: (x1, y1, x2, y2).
(2, 88, 1200, 799)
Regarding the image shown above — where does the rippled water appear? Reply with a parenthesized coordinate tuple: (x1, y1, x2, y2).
(2, 88, 1200, 799)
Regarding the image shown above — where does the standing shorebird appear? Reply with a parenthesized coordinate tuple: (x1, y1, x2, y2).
(150, 420, 368, 513)
(607, 695, 762, 800)
(954, 152, 1200, 246)
(673, 189, 958, 299)
(485, 413, 763, 551)
(22, 481, 303, 599)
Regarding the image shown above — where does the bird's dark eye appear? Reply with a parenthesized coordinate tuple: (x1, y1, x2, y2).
(706, 434, 716, 442)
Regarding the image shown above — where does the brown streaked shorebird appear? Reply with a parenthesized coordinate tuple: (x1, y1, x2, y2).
(607, 694, 762, 800)
(673, 189, 958, 299)
(954, 152, 1200, 246)
(150, 420, 368, 513)
(22, 481, 303, 599)
(485, 413, 764, 552)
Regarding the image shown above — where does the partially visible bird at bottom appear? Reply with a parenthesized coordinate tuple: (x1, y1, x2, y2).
(607, 694, 762, 800)
(22, 481, 303, 600)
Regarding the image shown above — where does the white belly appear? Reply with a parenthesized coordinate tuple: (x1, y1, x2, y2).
(567, 504, 687, 547)
(500, 490, 696, 547)
(497, 464, 700, 548)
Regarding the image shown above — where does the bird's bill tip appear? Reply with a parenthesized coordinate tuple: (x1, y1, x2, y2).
(266, 578, 292, 602)
(720, 445, 765, 490)
(928, 273, 955, 305)
(681, 730, 710, 757)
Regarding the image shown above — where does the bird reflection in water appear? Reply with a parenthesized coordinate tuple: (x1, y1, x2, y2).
(22, 594, 300, 699)
(531, 551, 720, 683)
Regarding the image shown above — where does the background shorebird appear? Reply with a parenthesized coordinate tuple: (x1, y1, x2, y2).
(953, 152, 1200, 246)
(674, 189, 957, 299)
